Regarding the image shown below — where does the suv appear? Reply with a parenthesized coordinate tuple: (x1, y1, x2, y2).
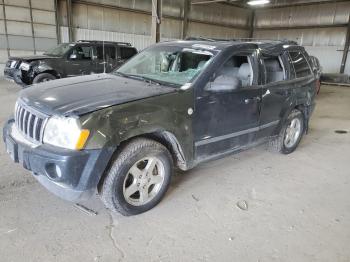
(4, 40, 137, 86)
(3, 39, 316, 216)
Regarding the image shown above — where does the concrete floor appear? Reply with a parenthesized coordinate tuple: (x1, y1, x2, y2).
(0, 80, 349, 262)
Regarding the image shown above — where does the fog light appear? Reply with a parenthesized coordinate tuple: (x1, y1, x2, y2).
(55, 165, 62, 178)
(45, 163, 62, 180)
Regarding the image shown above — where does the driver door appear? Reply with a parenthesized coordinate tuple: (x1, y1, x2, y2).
(194, 50, 262, 159)
(65, 44, 94, 76)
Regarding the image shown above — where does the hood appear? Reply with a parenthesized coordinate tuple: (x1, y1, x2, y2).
(20, 74, 176, 116)
(9, 55, 57, 62)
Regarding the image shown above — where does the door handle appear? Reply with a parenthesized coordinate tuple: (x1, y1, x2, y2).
(244, 96, 261, 104)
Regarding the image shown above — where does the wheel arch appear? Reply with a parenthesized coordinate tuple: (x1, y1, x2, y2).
(294, 103, 310, 133)
(34, 69, 60, 79)
(274, 100, 308, 137)
(97, 131, 189, 194)
(142, 131, 188, 171)
(115, 131, 188, 171)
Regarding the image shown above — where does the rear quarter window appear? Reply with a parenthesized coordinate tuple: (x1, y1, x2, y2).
(288, 51, 312, 78)
(95, 45, 117, 60)
(120, 47, 137, 60)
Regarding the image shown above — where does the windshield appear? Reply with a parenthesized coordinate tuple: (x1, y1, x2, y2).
(44, 43, 74, 56)
(116, 45, 214, 86)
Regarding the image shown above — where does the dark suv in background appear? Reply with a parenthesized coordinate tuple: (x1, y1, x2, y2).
(4, 39, 316, 216)
(4, 40, 137, 86)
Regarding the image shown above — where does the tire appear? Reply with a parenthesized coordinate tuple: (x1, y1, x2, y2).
(32, 73, 56, 84)
(100, 138, 173, 216)
(269, 109, 305, 154)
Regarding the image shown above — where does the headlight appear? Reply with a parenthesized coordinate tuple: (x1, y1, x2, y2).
(43, 116, 90, 150)
(10, 61, 17, 68)
(19, 62, 30, 71)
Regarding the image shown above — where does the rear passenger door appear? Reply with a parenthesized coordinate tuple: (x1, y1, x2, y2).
(257, 52, 294, 139)
(94, 45, 118, 73)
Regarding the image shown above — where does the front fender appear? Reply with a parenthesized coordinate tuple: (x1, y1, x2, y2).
(80, 89, 195, 166)
(30, 61, 60, 80)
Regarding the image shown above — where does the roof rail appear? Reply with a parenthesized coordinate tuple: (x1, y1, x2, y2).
(185, 37, 297, 45)
(76, 40, 132, 46)
(185, 37, 216, 42)
(229, 38, 298, 45)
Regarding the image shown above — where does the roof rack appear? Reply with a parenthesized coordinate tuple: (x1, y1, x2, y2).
(185, 37, 297, 45)
(185, 37, 217, 42)
(230, 38, 298, 45)
(76, 40, 132, 46)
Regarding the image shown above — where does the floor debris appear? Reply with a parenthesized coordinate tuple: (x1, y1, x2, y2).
(74, 203, 98, 216)
(191, 194, 200, 202)
(236, 200, 248, 211)
(1, 228, 17, 235)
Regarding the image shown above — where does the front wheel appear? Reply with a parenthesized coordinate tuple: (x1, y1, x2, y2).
(32, 73, 56, 84)
(100, 138, 173, 216)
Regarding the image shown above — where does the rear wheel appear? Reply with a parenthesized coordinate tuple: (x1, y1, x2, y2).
(100, 138, 173, 216)
(32, 73, 56, 84)
(270, 109, 305, 154)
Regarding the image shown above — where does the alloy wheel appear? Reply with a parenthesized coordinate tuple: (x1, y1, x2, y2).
(123, 157, 165, 206)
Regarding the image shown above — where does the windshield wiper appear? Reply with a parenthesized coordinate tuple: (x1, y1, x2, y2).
(43, 53, 59, 57)
(134, 75, 162, 85)
(115, 72, 180, 88)
(115, 72, 161, 85)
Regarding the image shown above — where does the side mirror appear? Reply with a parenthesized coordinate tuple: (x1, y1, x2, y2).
(69, 54, 77, 60)
(205, 75, 241, 92)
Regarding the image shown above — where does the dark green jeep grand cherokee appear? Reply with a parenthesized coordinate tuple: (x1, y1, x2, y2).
(3, 39, 316, 216)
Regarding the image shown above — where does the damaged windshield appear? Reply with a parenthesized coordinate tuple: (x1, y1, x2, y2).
(44, 43, 74, 57)
(116, 45, 214, 86)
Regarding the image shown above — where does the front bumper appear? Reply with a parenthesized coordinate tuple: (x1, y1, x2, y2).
(4, 67, 26, 86)
(3, 119, 115, 202)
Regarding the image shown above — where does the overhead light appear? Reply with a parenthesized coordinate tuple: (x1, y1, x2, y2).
(247, 0, 270, 6)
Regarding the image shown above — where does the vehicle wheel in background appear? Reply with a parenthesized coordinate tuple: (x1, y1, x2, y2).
(32, 73, 56, 84)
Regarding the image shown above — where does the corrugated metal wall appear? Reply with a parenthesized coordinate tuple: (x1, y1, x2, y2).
(253, 1, 350, 74)
(2, 0, 349, 76)
(57, 0, 251, 50)
(0, 0, 58, 75)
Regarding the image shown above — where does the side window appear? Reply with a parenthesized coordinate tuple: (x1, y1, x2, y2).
(213, 55, 254, 88)
(95, 45, 116, 60)
(289, 51, 312, 78)
(262, 56, 286, 84)
(120, 47, 137, 60)
(71, 45, 92, 60)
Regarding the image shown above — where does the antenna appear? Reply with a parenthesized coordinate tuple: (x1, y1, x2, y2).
(102, 14, 106, 74)
(103, 39, 106, 73)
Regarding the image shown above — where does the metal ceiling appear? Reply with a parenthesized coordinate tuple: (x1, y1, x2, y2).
(191, 0, 350, 9)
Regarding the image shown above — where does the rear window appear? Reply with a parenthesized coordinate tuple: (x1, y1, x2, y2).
(289, 51, 311, 78)
(262, 56, 286, 84)
(120, 47, 137, 60)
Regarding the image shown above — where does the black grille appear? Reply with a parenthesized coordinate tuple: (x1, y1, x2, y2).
(14, 101, 48, 143)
